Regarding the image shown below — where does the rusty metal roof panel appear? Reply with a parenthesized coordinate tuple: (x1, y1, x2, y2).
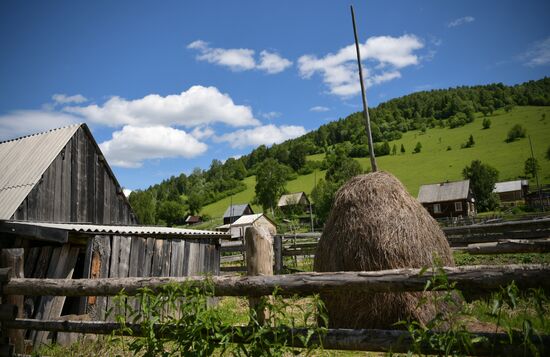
(417, 180, 470, 203)
(0, 124, 81, 219)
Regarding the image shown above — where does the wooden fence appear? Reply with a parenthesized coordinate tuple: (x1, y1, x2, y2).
(221, 218, 550, 273)
(1, 264, 549, 355)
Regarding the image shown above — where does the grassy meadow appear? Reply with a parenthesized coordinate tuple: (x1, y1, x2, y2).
(201, 106, 550, 218)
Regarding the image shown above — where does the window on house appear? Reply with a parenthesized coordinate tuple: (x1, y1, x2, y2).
(433, 204, 441, 213)
(455, 202, 463, 212)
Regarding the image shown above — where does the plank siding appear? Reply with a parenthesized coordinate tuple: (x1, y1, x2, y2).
(10, 127, 136, 225)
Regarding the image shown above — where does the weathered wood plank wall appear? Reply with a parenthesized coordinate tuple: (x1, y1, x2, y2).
(11, 127, 136, 225)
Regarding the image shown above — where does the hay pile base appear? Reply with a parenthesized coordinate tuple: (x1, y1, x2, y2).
(314, 171, 456, 329)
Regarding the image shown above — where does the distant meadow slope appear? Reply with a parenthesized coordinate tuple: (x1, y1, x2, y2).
(201, 106, 550, 218)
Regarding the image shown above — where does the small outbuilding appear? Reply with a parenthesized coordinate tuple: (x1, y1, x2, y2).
(417, 180, 476, 218)
(277, 192, 311, 213)
(493, 180, 529, 205)
(223, 203, 254, 224)
(216, 213, 276, 239)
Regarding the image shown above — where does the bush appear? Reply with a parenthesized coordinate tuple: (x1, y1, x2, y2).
(506, 124, 527, 142)
(482, 117, 491, 129)
(461, 135, 475, 149)
(413, 142, 422, 154)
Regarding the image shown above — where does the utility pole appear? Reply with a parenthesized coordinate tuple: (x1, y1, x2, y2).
(528, 135, 544, 211)
(351, 5, 378, 172)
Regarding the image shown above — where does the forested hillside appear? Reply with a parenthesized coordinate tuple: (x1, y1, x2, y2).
(128, 78, 550, 226)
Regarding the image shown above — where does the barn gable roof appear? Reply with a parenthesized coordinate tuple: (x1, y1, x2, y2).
(277, 192, 309, 207)
(417, 180, 471, 203)
(0, 124, 81, 220)
(231, 213, 275, 227)
(223, 204, 253, 218)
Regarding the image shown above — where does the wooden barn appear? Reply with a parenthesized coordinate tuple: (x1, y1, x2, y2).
(417, 180, 476, 219)
(277, 192, 311, 213)
(223, 203, 254, 225)
(493, 180, 529, 205)
(0, 124, 228, 346)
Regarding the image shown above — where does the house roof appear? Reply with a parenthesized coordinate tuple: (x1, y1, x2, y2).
(417, 180, 471, 203)
(493, 180, 529, 193)
(0, 220, 229, 244)
(185, 215, 201, 223)
(277, 192, 309, 207)
(0, 124, 81, 220)
(231, 213, 275, 227)
(223, 204, 252, 218)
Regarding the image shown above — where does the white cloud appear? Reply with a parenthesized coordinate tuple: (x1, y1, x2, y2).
(190, 126, 215, 140)
(99, 125, 207, 168)
(257, 51, 293, 74)
(123, 188, 133, 197)
(188, 40, 292, 74)
(216, 124, 307, 148)
(260, 111, 282, 119)
(63, 85, 259, 128)
(310, 106, 330, 112)
(298, 34, 423, 97)
(521, 36, 550, 67)
(447, 16, 475, 28)
(0, 110, 80, 140)
(52, 93, 88, 104)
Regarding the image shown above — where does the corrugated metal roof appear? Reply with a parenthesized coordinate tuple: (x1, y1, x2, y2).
(277, 192, 307, 207)
(223, 204, 252, 218)
(494, 180, 528, 193)
(417, 180, 470, 203)
(232, 213, 264, 226)
(0, 124, 81, 220)
(3, 220, 229, 238)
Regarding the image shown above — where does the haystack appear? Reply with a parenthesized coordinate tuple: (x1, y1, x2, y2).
(314, 171, 455, 329)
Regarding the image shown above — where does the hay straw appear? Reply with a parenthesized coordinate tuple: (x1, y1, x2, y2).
(314, 171, 455, 328)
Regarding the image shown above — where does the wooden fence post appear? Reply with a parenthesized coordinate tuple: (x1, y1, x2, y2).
(1, 249, 24, 354)
(273, 235, 283, 274)
(245, 227, 273, 324)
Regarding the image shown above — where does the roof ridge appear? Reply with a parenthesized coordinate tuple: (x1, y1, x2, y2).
(0, 123, 83, 145)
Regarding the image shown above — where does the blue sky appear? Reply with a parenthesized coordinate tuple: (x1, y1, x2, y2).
(1, 0, 549, 191)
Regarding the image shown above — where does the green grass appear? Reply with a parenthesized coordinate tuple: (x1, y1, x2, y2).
(201, 106, 550, 218)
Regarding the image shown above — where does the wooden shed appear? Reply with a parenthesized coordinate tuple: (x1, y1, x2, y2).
(0, 124, 229, 346)
(493, 180, 529, 205)
(417, 180, 476, 219)
(216, 213, 276, 239)
(277, 192, 311, 213)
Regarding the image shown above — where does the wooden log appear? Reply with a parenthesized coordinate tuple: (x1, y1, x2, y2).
(220, 254, 243, 263)
(3, 319, 549, 356)
(1, 249, 24, 354)
(245, 227, 274, 324)
(454, 239, 550, 255)
(3, 264, 549, 298)
(0, 268, 11, 283)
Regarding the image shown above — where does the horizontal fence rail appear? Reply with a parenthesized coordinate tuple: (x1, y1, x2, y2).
(2, 264, 548, 297)
(3, 319, 549, 355)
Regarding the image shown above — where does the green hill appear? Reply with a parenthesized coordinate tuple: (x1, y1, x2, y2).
(201, 106, 550, 218)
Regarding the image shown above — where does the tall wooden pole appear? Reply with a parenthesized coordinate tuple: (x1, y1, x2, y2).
(351, 5, 377, 172)
(528, 136, 544, 211)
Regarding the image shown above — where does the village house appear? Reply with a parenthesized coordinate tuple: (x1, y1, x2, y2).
(277, 192, 311, 213)
(493, 180, 529, 205)
(223, 203, 254, 224)
(185, 215, 202, 225)
(0, 124, 228, 347)
(417, 180, 476, 219)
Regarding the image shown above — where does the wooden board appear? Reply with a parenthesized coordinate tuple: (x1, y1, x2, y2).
(32, 244, 79, 348)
